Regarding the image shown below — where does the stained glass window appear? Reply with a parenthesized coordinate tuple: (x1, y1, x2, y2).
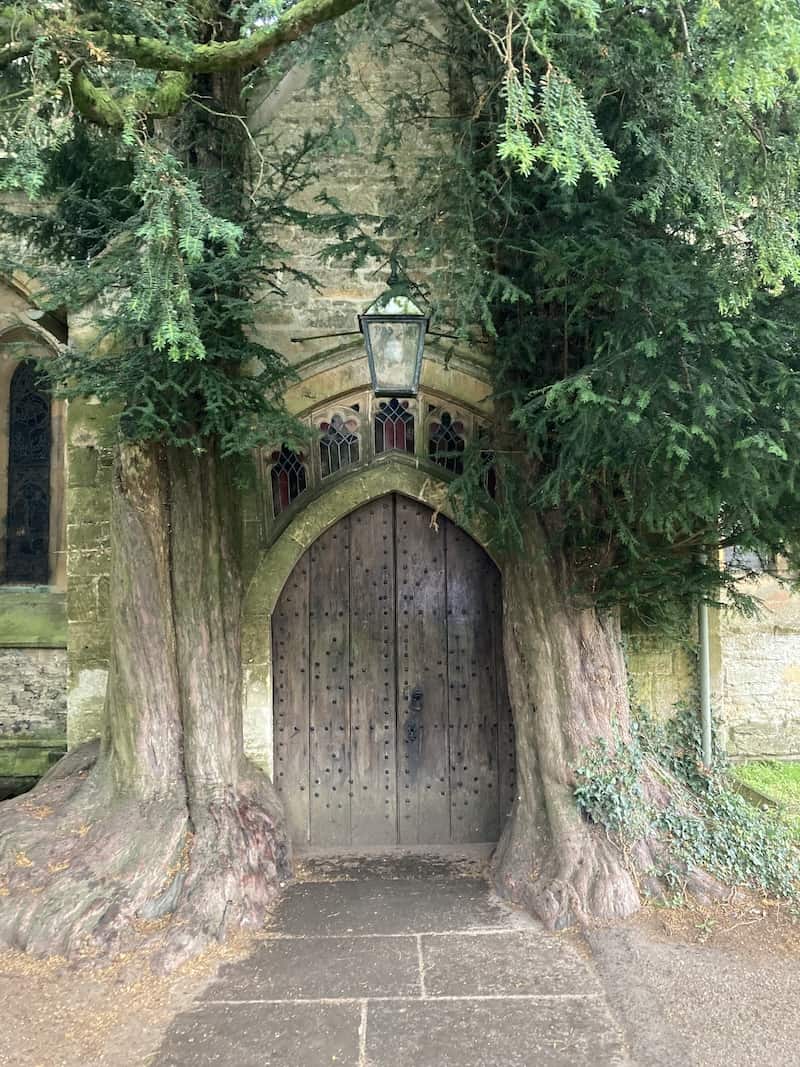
(270, 446, 307, 516)
(374, 398, 414, 455)
(320, 413, 360, 478)
(5, 361, 51, 584)
(428, 410, 466, 474)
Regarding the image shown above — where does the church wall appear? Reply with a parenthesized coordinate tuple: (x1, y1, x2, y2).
(718, 575, 800, 759)
(0, 280, 68, 794)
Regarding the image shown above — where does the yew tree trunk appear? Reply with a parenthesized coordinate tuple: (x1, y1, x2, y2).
(492, 514, 643, 928)
(0, 440, 290, 966)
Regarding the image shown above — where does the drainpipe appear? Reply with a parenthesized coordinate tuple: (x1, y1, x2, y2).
(698, 553, 713, 770)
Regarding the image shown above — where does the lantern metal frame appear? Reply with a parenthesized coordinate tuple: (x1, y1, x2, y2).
(357, 295, 429, 398)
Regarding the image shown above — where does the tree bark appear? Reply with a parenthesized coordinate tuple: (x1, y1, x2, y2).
(492, 514, 643, 928)
(0, 440, 290, 967)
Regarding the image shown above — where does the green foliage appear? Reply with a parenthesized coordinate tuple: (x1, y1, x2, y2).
(574, 709, 800, 901)
(129, 147, 242, 363)
(1, 110, 341, 453)
(0, 0, 372, 458)
(352, 0, 800, 625)
(4, 0, 800, 622)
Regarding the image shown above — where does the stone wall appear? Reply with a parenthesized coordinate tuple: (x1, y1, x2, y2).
(626, 635, 697, 720)
(719, 575, 800, 759)
(0, 647, 67, 736)
(64, 398, 114, 748)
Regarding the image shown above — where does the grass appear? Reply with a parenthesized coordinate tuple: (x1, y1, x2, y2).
(731, 761, 800, 837)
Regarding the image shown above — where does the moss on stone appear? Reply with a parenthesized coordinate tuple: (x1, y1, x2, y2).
(0, 588, 67, 648)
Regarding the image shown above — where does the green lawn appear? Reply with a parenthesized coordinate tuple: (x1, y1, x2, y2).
(731, 761, 800, 836)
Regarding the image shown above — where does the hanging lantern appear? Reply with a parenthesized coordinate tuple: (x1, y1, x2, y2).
(358, 286, 429, 397)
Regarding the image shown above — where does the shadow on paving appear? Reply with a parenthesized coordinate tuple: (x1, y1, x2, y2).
(154, 851, 629, 1067)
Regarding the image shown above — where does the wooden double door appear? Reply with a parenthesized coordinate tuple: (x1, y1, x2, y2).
(272, 495, 516, 847)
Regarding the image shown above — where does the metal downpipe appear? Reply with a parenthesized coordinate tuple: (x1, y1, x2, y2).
(698, 554, 713, 770)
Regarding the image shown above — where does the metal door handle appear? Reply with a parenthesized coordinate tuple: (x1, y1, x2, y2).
(405, 687, 423, 746)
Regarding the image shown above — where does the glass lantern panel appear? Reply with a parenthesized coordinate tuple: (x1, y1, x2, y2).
(365, 319, 424, 395)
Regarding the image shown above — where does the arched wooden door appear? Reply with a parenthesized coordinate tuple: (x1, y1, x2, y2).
(272, 495, 515, 847)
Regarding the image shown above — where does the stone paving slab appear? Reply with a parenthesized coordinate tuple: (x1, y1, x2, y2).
(267, 877, 521, 937)
(155, 857, 627, 1067)
(157, 1001, 361, 1067)
(421, 930, 601, 997)
(364, 997, 628, 1067)
(200, 934, 422, 1001)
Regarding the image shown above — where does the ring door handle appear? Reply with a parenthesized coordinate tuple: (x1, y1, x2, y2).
(405, 687, 423, 746)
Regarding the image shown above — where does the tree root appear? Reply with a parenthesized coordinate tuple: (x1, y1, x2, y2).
(492, 814, 641, 929)
(0, 744, 291, 970)
(492, 809, 730, 930)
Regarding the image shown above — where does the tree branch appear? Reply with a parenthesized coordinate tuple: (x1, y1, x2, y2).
(71, 69, 191, 127)
(2, 0, 366, 74)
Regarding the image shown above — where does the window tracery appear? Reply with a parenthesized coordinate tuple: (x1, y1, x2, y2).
(427, 409, 466, 474)
(259, 388, 491, 536)
(374, 397, 415, 455)
(5, 361, 51, 584)
(270, 446, 308, 517)
(319, 409, 360, 478)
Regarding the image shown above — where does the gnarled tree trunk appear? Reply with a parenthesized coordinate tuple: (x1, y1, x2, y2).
(0, 440, 290, 967)
(492, 514, 644, 928)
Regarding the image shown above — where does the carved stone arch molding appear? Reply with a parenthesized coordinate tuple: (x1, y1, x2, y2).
(0, 324, 67, 588)
(241, 459, 499, 776)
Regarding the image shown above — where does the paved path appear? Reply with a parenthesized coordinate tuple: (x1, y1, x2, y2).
(156, 853, 629, 1066)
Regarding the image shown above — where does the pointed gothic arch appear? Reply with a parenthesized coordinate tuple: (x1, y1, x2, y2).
(241, 459, 499, 777)
(0, 327, 66, 587)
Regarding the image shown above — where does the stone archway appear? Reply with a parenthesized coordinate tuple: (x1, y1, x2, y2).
(240, 460, 500, 784)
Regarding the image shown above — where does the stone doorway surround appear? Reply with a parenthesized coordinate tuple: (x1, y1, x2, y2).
(241, 459, 498, 779)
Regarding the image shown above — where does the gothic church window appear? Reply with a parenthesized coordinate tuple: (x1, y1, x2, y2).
(319, 412, 360, 478)
(5, 361, 51, 584)
(374, 398, 415, 455)
(428, 410, 466, 474)
(270, 445, 308, 516)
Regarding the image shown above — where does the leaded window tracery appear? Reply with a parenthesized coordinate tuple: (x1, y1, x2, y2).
(375, 397, 415, 455)
(428, 409, 466, 474)
(270, 446, 308, 516)
(319, 411, 360, 478)
(5, 361, 51, 584)
(260, 388, 491, 537)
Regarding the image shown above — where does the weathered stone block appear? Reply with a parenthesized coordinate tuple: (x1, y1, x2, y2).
(68, 486, 112, 520)
(727, 720, 800, 759)
(67, 447, 99, 488)
(67, 521, 110, 551)
(67, 667, 108, 746)
(66, 579, 98, 623)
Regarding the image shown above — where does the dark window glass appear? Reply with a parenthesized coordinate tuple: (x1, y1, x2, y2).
(270, 446, 307, 516)
(5, 361, 51, 584)
(428, 411, 466, 474)
(374, 398, 414, 455)
(320, 414, 359, 478)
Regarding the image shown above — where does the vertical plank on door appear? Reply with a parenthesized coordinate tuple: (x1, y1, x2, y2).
(446, 522, 501, 842)
(349, 497, 397, 844)
(308, 520, 352, 845)
(272, 555, 310, 845)
(396, 497, 451, 844)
